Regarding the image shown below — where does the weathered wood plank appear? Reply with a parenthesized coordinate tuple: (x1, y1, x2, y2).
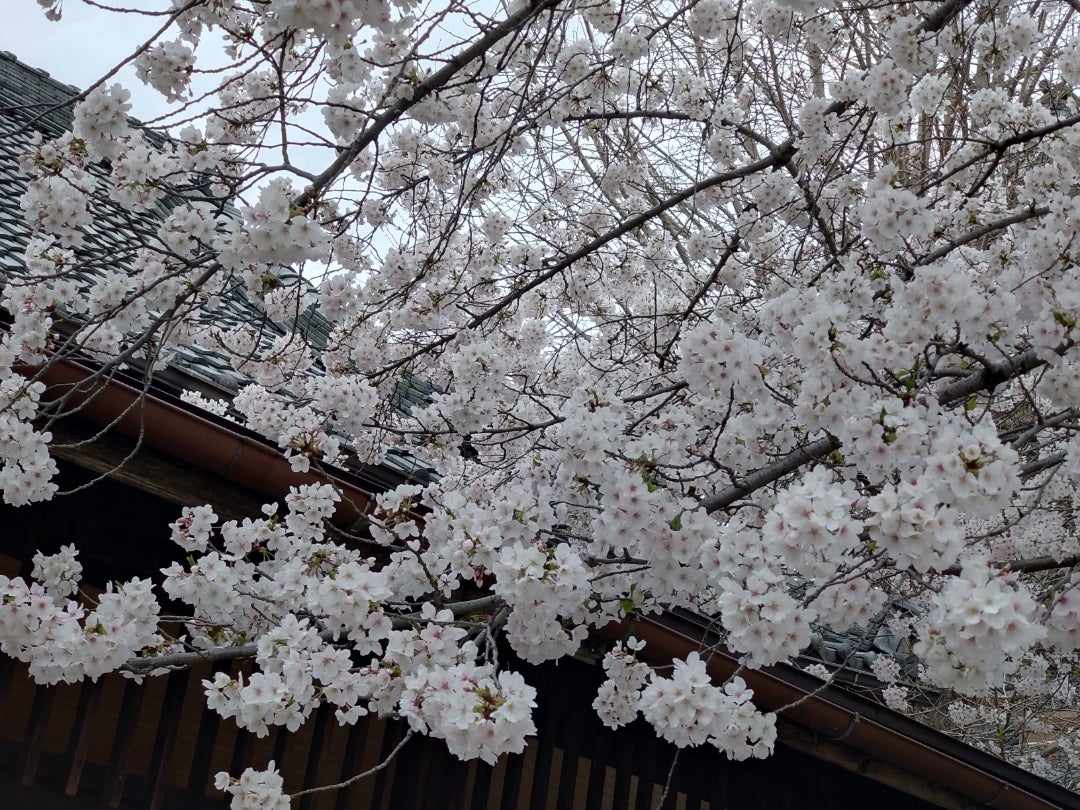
(107, 679, 146, 808)
(148, 670, 189, 809)
(298, 704, 330, 810)
(19, 685, 54, 785)
(63, 678, 102, 796)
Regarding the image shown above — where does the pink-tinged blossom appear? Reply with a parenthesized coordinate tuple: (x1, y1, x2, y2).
(134, 40, 195, 102)
(399, 663, 537, 764)
(215, 762, 290, 810)
(630, 653, 776, 759)
(72, 84, 132, 161)
(915, 560, 1046, 696)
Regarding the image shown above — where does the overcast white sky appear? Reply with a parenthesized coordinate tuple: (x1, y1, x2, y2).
(3, 3, 172, 115)
(3, 2, 326, 166)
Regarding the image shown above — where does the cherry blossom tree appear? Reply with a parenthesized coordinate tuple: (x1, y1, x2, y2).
(6, 0, 1080, 802)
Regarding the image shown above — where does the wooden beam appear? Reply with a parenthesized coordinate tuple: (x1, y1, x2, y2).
(107, 679, 147, 808)
(48, 418, 268, 520)
(148, 670, 189, 809)
(19, 685, 54, 786)
(64, 679, 102, 796)
(777, 722, 974, 810)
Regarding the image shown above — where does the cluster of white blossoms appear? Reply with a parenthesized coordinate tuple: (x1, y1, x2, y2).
(30, 544, 82, 598)
(108, 134, 181, 212)
(716, 566, 814, 667)
(227, 385, 345, 471)
(851, 404, 1020, 573)
(594, 638, 653, 727)
(400, 663, 538, 764)
(205, 615, 361, 735)
(12, 0, 1080, 797)
(492, 541, 592, 663)
(869, 645, 912, 712)
(596, 643, 776, 759)
(263, 0, 393, 42)
(216, 180, 331, 269)
(677, 319, 766, 407)
(19, 133, 93, 249)
(161, 486, 542, 765)
(169, 505, 220, 553)
(1043, 577, 1080, 652)
(215, 762, 289, 810)
(881, 684, 911, 712)
(915, 559, 1046, 696)
(922, 421, 1020, 515)
(72, 84, 132, 161)
(0, 371, 56, 505)
(865, 480, 963, 574)
(640, 654, 773, 757)
(0, 550, 160, 685)
(134, 40, 196, 102)
(761, 467, 862, 580)
(869, 653, 903, 684)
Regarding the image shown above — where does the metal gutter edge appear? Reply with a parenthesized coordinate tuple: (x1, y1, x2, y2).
(31, 357, 375, 527)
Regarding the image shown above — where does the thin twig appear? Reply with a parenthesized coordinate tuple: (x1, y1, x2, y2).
(290, 730, 414, 799)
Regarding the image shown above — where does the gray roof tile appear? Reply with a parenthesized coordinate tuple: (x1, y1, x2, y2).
(0, 51, 437, 487)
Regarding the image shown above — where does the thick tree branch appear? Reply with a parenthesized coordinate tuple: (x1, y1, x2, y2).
(120, 594, 507, 675)
(700, 436, 839, 513)
(121, 639, 261, 675)
(377, 137, 798, 375)
(943, 553, 1080, 576)
(915, 206, 1050, 267)
(919, 0, 976, 32)
(294, 0, 563, 210)
(700, 345, 1070, 513)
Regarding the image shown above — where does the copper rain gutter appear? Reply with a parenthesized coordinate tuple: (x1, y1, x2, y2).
(30, 356, 375, 526)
